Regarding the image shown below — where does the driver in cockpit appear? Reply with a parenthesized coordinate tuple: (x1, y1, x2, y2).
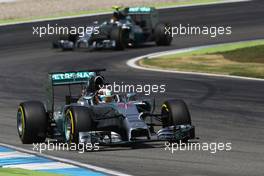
(95, 87, 114, 104)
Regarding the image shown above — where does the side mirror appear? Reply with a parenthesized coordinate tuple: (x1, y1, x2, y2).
(127, 93, 137, 101)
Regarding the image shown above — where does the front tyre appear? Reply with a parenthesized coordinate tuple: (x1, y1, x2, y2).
(64, 106, 93, 144)
(110, 27, 127, 50)
(161, 99, 191, 127)
(17, 101, 47, 144)
(161, 99, 195, 140)
(155, 23, 172, 46)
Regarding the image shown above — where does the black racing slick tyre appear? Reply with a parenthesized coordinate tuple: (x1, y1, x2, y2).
(110, 27, 127, 50)
(155, 23, 172, 46)
(161, 99, 191, 127)
(17, 101, 47, 144)
(59, 34, 78, 43)
(64, 106, 93, 144)
(58, 34, 78, 51)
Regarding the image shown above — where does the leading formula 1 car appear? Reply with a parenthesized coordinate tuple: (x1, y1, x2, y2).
(52, 6, 172, 51)
(17, 69, 195, 146)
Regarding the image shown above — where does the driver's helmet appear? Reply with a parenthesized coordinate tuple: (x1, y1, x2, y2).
(98, 88, 114, 103)
(112, 12, 119, 21)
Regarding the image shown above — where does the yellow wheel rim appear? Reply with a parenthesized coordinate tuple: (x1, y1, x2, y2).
(18, 106, 25, 137)
(162, 104, 169, 112)
(65, 109, 75, 142)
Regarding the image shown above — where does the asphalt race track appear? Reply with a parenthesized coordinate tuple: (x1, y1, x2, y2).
(0, 0, 264, 175)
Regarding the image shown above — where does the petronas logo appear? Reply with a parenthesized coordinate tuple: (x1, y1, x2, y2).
(52, 72, 91, 80)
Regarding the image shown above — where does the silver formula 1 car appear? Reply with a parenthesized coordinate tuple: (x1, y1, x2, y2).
(17, 69, 195, 146)
(52, 6, 172, 51)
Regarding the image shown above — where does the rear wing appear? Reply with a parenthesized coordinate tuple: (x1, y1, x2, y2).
(125, 7, 155, 14)
(49, 69, 106, 86)
(46, 69, 105, 112)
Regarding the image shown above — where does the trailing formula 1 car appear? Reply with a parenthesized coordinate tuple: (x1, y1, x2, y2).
(52, 6, 172, 51)
(17, 69, 195, 147)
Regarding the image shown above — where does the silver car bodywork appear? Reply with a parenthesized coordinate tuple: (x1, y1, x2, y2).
(46, 70, 194, 145)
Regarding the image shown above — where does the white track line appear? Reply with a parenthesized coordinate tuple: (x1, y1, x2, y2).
(0, 0, 251, 27)
(0, 151, 34, 159)
(3, 162, 77, 170)
(127, 40, 264, 82)
(0, 143, 132, 176)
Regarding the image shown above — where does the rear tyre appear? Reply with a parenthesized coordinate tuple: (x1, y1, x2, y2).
(64, 106, 93, 144)
(110, 27, 127, 50)
(58, 34, 78, 43)
(59, 34, 78, 51)
(155, 23, 172, 46)
(161, 99, 191, 127)
(17, 101, 47, 144)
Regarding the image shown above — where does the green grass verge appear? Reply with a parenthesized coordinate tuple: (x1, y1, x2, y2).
(141, 40, 264, 79)
(0, 0, 223, 25)
(0, 9, 111, 24)
(0, 168, 65, 176)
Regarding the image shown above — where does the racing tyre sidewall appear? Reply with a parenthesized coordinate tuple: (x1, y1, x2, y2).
(155, 23, 172, 46)
(110, 27, 127, 50)
(161, 99, 191, 127)
(17, 101, 47, 144)
(64, 106, 93, 144)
